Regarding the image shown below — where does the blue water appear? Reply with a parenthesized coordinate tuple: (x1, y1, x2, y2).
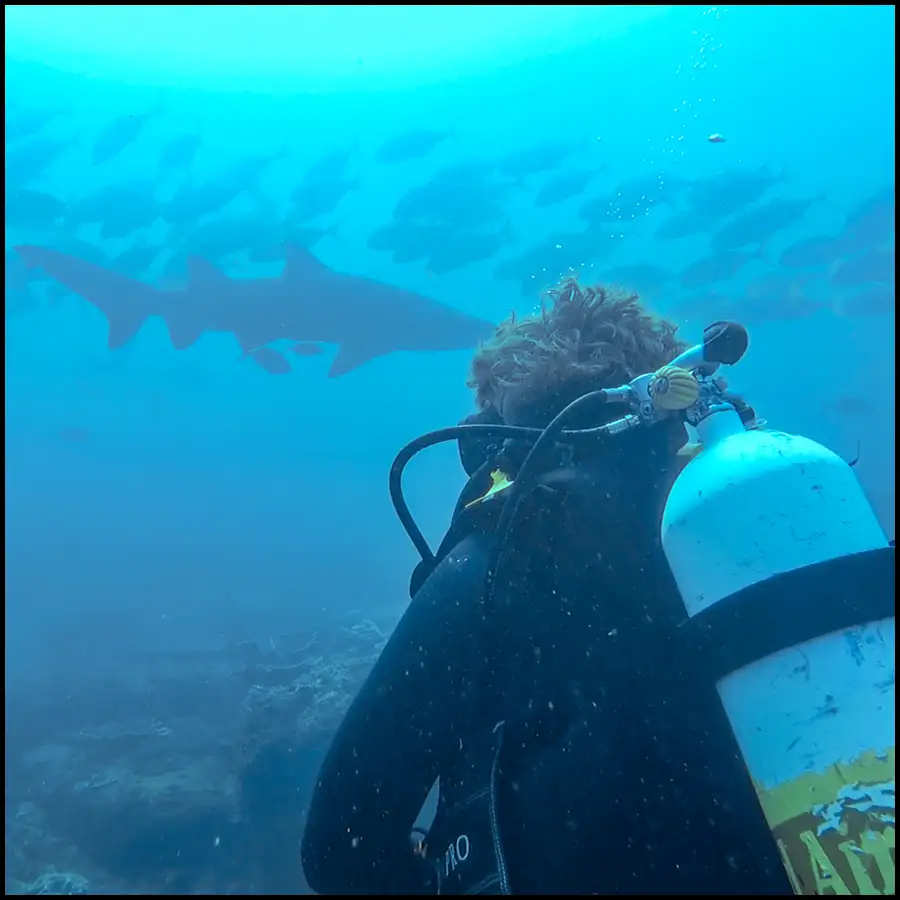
(4, 5, 894, 894)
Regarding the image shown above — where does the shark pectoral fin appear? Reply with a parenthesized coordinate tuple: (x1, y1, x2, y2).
(328, 344, 383, 378)
(186, 255, 229, 287)
(283, 243, 330, 281)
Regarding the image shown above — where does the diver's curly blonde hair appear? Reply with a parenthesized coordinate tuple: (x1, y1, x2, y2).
(468, 277, 686, 421)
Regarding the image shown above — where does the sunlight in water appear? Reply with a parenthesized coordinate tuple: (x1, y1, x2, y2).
(4, 4, 671, 92)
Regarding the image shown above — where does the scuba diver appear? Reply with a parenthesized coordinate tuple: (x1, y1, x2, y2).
(301, 278, 893, 895)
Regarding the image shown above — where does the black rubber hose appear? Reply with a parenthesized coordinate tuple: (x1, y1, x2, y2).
(389, 416, 616, 565)
(389, 423, 548, 564)
(482, 391, 611, 614)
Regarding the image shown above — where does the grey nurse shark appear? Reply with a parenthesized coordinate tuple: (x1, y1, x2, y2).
(14, 243, 496, 376)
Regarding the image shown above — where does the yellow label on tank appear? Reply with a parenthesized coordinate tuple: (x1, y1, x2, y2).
(464, 469, 512, 509)
(754, 747, 895, 895)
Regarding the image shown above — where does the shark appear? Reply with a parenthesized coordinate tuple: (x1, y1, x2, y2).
(14, 244, 496, 377)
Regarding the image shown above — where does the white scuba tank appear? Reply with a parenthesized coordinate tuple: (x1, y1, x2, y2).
(661, 407, 895, 896)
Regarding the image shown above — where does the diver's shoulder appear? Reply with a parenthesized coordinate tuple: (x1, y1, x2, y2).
(410, 530, 492, 600)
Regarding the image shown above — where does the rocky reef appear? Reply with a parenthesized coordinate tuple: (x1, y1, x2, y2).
(5, 616, 390, 894)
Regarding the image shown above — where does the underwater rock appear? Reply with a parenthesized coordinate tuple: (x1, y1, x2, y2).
(6, 616, 389, 894)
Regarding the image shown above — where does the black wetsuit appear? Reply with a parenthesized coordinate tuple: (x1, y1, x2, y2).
(301, 428, 793, 895)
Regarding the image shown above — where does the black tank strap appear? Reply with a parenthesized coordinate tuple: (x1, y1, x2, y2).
(680, 547, 895, 684)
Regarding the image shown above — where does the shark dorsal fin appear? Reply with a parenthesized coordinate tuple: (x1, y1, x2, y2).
(186, 256, 229, 287)
(283, 243, 330, 282)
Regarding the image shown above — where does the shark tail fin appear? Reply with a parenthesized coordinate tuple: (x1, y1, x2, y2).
(14, 244, 156, 350)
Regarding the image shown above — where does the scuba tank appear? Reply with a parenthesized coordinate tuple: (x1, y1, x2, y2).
(389, 320, 894, 896)
(660, 343, 895, 896)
